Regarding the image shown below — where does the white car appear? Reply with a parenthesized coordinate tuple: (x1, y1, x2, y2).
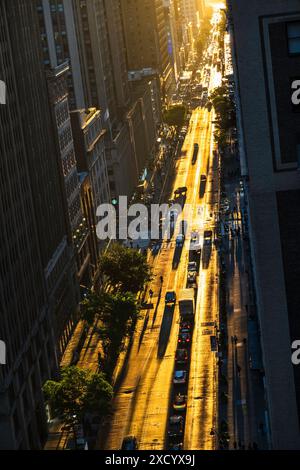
(176, 234, 185, 247)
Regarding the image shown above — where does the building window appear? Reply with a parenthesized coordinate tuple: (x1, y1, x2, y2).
(287, 21, 300, 55)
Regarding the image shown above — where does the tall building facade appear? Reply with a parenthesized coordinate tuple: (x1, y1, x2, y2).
(0, 0, 79, 449)
(121, 0, 175, 101)
(163, 0, 182, 81)
(46, 62, 94, 287)
(70, 107, 110, 211)
(228, 0, 300, 449)
(38, 0, 159, 199)
(37, 0, 86, 109)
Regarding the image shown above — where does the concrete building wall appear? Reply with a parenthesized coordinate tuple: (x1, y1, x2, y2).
(229, 0, 300, 449)
(0, 0, 79, 449)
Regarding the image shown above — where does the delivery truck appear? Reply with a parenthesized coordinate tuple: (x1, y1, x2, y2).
(179, 289, 195, 322)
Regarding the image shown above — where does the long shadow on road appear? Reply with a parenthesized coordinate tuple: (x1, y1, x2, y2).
(158, 305, 175, 358)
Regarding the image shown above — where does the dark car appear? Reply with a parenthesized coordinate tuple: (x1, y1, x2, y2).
(165, 291, 176, 305)
(175, 348, 188, 364)
(187, 271, 197, 286)
(173, 393, 187, 411)
(180, 321, 192, 330)
(168, 415, 184, 438)
(169, 442, 183, 450)
(121, 436, 138, 450)
(178, 331, 191, 346)
(174, 186, 187, 196)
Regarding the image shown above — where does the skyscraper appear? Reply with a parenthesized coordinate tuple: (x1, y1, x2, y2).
(121, 0, 175, 101)
(228, 0, 300, 449)
(0, 0, 79, 449)
(38, 0, 159, 199)
(38, 1, 112, 209)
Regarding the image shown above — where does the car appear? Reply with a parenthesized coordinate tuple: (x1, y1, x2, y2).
(165, 291, 176, 305)
(175, 348, 188, 364)
(203, 230, 213, 246)
(169, 442, 183, 450)
(178, 332, 191, 346)
(187, 271, 197, 286)
(173, 393, 187, 411)
(176, 234, 185, 247)
(190, 231, 201, 251)
(168, 415, 184, 437)
(188, 261, 197, 272)
(180, 321, 192, 330)
(173, 370, 187, 384)
(174, 186, 187, 195)
(121, 435, 138, 450)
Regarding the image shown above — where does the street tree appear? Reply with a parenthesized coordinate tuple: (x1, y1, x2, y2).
(43, 366, 113, 424)
(163, 105, 187, 128)
(99, 243, 151, 293)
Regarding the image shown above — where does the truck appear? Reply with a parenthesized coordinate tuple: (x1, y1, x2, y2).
(179, 289, 195, 321)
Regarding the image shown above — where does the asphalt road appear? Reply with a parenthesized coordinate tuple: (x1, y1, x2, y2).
(99, 12, 225, 450)
(98, 101, 221, 450)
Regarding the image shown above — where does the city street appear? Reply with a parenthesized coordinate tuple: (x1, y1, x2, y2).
(99, 103, 220, 450)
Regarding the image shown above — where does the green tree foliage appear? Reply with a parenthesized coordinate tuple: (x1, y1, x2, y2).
(81, 290, 140, 371)
(81, 291, 105, 326)
(209, 86, 237, 150)
(43, 366, 112, 424)
(99, 243, 151, 293)
(210, 86, 236, 149)
(163, 105, 187, 127)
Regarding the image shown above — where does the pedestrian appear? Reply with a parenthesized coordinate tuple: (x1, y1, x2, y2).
(233, 441, 237, 450)
(237, 364, 241, 375)
(234, 335, 238, 344)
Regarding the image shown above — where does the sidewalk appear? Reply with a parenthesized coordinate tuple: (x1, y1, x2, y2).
(218, 153, 268, 450)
